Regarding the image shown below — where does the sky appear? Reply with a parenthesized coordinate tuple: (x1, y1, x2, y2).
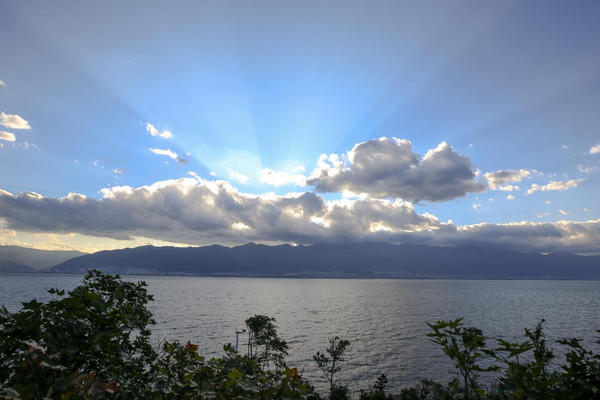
(1, 0, 599, 254)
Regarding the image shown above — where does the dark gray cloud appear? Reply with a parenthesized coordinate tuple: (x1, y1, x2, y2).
(1, 180, 599, 254)
(307, 138, 485, 202)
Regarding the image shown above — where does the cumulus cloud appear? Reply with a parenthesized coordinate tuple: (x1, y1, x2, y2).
(0, 112, 31, 130)
(260, 168, 307, 187)
(146, 122, 173, 139)
(526, 178, 585, 195)
(589, 144, 600, 155)
(307, 138, 485, 202)
(0, 80, 6, 86)
(1, 178, 599, 254)
(0, 131, 16, 142)
(484, 169, 534, 190)
(506, 194, 515, 200)
(0, 178, 444, 247)
(112, 168, 124, 175)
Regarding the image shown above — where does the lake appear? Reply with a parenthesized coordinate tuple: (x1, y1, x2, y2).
(1, 273, 599, 392)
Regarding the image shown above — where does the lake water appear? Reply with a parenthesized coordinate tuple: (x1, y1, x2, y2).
(1, 273, 599, 393)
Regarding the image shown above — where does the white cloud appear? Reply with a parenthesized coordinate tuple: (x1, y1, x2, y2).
(146, 122, 173, 139)
(231, 222, 251, 231)
(561, 145, 568, 149)
(112, 168, 124, 175)
(506, 194, 515, 200)
(497, 185, 520, 192)
(484, 169, 534, 190)
(209, 171, 217, 177)
(307, 138, 485, 202)
(559, 209, 568, 216)
(1, 178, 600, 253)
(0, 131, 16, 142)
(292, 164, 306, 172)
(150, 148, 178, 160)
(0, 112, 31, 130)
(20, 141, 36, 150)
(545, 200, 551, 205)
(260, 168, 307, 187)
(229, 171, 248, 184)
(526, 178, 585, 195)
(577, 165, 597, 174)
(0, 80, 5, 86)
(590, 144, 600, 155)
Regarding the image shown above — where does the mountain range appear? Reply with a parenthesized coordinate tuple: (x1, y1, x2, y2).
(0, 246, 84, 272)
(45, 242, 600, 279)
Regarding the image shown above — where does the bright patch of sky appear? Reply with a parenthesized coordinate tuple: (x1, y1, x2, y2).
(1, 1, 599, 252)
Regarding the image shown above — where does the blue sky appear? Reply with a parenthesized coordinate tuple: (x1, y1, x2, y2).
(1, 1, 599, 253)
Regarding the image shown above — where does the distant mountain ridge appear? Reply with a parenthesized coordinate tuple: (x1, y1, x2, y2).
(0, 246, 84, 272)
(51, 242, 600, 279)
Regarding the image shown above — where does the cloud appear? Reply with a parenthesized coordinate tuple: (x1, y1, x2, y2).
(506, 194, 515, 200)
(484, 169, 534, 190)
(260, 168, 307, 187)
(292, 165, 306, 172)
(307, 138, 485, 202)
(0, 80, 5, 87)
(589, 144, 600, 155)
(146, 122, 173, 139)
(559, 209, 568, 216)
(229, 171, 248, 184)
(526, 178, 585, 195)
(112, 168, 124, 175)
(449, 220, 600, 255)
(0, 112, 31, 130)
(577, 164, 598, 174)
(0, 179, 443, 247)
(2, 178, 599, 254)
(150, 148, 178, 160)
(0, 131, 16, 142)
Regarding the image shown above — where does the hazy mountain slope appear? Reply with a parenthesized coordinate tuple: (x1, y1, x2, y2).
(0, 246, 85, 271)
(51, 243, 600, 279)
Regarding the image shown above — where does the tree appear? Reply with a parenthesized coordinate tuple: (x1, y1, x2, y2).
(0, 270, 156, 399)
(313, 336, 350, 395)
(245, 314, 289, 371)
(427, 318, 497, 400)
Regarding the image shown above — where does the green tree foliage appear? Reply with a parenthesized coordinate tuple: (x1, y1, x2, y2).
(0, 270, 155, 399)
(427, 318, 498, 399)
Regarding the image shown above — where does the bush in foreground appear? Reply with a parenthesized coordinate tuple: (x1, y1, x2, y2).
(1, 271, 599, 399)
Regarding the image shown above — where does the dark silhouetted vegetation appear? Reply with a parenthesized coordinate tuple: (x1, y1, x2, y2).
(1, 271, 599, 399)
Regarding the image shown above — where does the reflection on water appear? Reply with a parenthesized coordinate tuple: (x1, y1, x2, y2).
(1, 273, 599, 391)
